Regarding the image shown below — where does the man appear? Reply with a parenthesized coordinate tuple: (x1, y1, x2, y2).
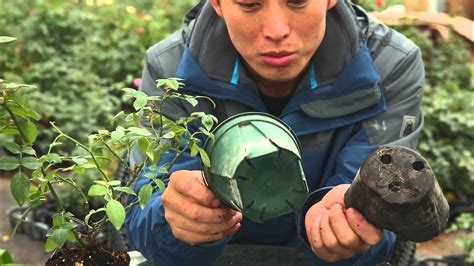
(126, 0, 425, 265)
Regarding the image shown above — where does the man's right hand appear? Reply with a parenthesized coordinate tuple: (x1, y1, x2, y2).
(162, 170, 242, 245)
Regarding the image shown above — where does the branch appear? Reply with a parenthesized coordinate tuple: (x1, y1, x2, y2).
(50, 123, 110, 182)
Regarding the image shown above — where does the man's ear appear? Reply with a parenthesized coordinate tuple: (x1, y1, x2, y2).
(209, 0, 223, 17)
(327, 0, 337, 9)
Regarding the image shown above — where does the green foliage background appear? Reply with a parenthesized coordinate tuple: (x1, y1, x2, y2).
(1, 0, 472, 198)
(0, 0, 196, 154)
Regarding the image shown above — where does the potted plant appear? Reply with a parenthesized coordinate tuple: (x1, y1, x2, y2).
(0, 36, 216, 264)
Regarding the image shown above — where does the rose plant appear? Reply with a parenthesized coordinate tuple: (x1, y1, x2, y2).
(0, 36, 216, 264)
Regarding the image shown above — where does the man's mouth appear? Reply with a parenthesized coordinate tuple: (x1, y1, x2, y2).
(260, 51, 296, 67)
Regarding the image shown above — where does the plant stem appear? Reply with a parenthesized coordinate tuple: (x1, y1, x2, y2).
(125, 199, 139, 210)
(11, 206, 33, 236)
(44, 170, 87, 247)
(3, 103, 27, 144)
(100, 139, 131, 172)
(43, 171, 64, 211)
(50, 123, 110, 182)
(158, 94, 166, 138)
(47, 134, 63, 154)
(55, 174, 90, 221)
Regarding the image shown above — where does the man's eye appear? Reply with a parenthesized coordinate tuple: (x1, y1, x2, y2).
(236, 2, 261, 11)
(287, 0, 308, 8)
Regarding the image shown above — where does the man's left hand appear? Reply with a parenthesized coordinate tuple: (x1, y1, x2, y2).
(305, 184, 383, 262)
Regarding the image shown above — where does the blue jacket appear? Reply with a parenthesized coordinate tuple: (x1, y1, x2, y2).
(126, 1, 425, 265)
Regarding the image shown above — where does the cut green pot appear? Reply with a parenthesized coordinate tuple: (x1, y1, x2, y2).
(203, 112, 308, 223)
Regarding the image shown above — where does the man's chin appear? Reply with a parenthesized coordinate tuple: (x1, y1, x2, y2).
(260, 73, 299, 83)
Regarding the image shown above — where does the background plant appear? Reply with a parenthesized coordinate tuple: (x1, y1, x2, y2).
(1, 61, 216, 253)
(0, 0, 196, 155)
(448, 213, 474, 263)
(354, 0, 404, 11)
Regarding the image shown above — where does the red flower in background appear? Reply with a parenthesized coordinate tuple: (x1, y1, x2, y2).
(375, 0, 384, 8)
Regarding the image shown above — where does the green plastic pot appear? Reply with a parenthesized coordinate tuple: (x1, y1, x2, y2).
(203, 112, 308, 223)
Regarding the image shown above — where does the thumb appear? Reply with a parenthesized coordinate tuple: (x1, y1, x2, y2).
(172, 170, 222, 208)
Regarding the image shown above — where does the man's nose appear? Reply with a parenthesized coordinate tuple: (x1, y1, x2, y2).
(261, 7, 290, 42)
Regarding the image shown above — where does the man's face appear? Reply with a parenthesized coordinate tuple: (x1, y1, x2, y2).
(210, 0, 336, 85)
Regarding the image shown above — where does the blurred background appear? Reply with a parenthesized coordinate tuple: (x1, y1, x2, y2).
(0, 0, 472, 265)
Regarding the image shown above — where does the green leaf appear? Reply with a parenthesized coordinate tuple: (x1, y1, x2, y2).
(190, 143, 199, 157)
(138, 137, 150, 156)
(114, 186, 137, 196)
(21, 145, 36, 155)
(17, 119, 37, 144)
(94, 180, 108, 186)
(21, 156, 42, 170)
(151, 149, 161, 165)
(10, 172, 30, 206)
(158, 167, 168, 174)
(0, 126, 19, 135)
(123, 88, 148, 99)
(162, 131, 175, 139)
(3, 142, 21, 154)
(125, 113, 134, 122)
(111, 127, 125, 142)
(144, 172, 156, 179)
(62, 222, 78, 231)
(106, 199, 126, 230)
(0, 249, 13, 264)
(108, 180, 121, 186)
(72, 157, 88, 165)
(0, 36, 16, 43)
(52, 213, 64, 226)
(157, 78, 181, 91)
(0, 156, 20, 170)
(133, 95, 148, 110)
(128, 127, 151, 136)
(45, 237, 59, 252)
(202, 115, 214, 131)
(138, 183, 153, 209)
(41, 153, 62, 164)
(7, 103, 40, 121)
(50, 228, 68, 247)
(198, 147, 211, 168)
(88, 184, 108, 196)
(66, 231, 77, 242)
(184, 96, 198, 107)
(112, 111, 125, 122)
(154, 179, 166, 193)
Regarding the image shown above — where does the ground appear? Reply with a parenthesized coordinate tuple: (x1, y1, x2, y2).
(0, 176, 49, 265)
(0, 175, 468, 265)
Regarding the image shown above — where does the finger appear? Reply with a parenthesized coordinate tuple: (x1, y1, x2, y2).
(328, 203, 365, 250)
(169, 170, 221, 207)
(320, 184, 350, 209)
(320, 210, 355, 259)
(171, 226, 229, 245)
(308, 214, 342, 263)
(346, 207, 383, 245)
(308, 213, 323, 253)
(164, 190, 240, 224)
(170, 211, 242, 235)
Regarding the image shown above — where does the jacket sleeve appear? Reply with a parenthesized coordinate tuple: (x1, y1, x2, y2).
(125, 45, 227, 266)
(297, 41, 425, 265)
